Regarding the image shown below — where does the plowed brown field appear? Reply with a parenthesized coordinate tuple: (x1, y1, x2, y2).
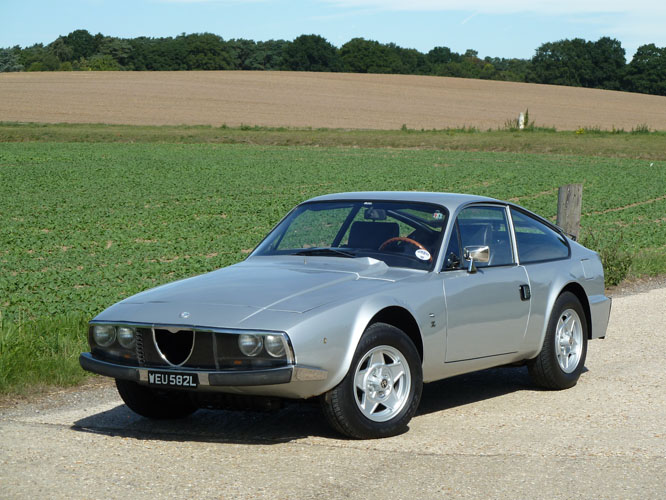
(1, 71, 665, 131)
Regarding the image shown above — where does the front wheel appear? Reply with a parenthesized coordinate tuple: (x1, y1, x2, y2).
(528, 292, 588, 389)
(115, 379, 198, 419)
(321, 322, 422, 439)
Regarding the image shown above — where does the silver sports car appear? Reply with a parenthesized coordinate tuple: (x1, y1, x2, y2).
(80, 192, 611, 438)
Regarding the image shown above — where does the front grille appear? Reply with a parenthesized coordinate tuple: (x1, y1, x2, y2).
(137, 327, 207, 368)
(154, 328, 195, 365)
(134, 326, 289, 371)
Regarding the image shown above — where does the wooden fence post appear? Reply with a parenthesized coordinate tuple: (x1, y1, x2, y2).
(556, 184, 583, 240)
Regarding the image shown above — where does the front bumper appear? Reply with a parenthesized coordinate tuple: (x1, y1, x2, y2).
(80, 352, 327, 389)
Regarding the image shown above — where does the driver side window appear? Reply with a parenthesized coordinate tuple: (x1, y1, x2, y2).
(453, 205, 514, 268)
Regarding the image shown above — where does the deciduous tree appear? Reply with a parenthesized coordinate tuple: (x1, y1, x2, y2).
(283, 35, 341, 72)
(0, 46, 23, 72)
(623, 44, 666, 96)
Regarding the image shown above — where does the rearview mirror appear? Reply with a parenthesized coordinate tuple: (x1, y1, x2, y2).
(364, 208, 387, 220)
(463, 245, 490, 273)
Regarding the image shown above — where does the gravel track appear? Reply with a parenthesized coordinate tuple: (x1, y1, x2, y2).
(1, 286, 664, 499)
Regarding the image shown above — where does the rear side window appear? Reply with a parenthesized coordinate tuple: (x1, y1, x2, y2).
(510, 208, 569, 264)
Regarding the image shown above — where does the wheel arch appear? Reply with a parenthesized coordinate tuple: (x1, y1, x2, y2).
(559, 282, 593, 339)
(367, 306, 424, 362)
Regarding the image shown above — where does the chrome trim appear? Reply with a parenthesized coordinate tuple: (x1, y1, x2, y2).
(463, 245, 489, 273)
(152, 326, 196, 367)
(505, 205, 520, 265)
(90, 320, 288, 337)
(282, 332, 295, 365)
(464, 245, 490, 263)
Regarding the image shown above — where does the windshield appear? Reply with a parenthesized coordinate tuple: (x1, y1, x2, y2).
(252, 200, 448, 271)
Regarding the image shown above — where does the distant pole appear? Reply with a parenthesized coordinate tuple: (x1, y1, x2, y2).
(518, 112, 525, 130)
(557, 184, 583, 240)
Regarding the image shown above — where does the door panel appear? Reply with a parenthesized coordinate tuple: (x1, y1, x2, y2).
(443, 266, 530, 362)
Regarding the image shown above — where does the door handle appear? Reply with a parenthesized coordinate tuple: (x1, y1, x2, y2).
(520, 284, 531, 301)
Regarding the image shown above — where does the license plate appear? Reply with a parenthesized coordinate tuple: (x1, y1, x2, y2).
(147, 371, 198, 388)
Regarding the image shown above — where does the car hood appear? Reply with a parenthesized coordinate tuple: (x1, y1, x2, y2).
(95, 256, 416, 327)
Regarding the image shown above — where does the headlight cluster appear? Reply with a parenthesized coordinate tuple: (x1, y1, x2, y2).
(238, 333, 287, 358)
(92, 324, 136, 349)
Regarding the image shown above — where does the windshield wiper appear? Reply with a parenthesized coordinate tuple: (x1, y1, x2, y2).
(293, 248, 356, 258)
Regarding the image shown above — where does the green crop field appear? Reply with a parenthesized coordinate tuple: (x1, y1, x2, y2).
(1, 135, 665, 394)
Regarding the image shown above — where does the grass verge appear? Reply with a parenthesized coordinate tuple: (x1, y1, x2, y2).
(0, 313, 89, 394)
(2, 121, 666, 160)
(629, 247, 666, 277)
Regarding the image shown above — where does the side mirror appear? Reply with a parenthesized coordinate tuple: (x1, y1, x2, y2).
(463, 245, 490, 273)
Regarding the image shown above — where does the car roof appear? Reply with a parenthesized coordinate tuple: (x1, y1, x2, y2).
(305, 191, 500, 212)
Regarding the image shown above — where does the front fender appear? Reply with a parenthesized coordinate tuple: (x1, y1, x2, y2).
(283, 295, 410, 395)
(286, 277, 443, 396)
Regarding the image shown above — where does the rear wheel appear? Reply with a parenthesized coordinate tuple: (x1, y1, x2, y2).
(321, 322, 422, 439)
(115, 379, 198, 419)
(528, 292, 588, 389)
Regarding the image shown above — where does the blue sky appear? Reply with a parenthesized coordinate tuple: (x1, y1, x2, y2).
(2, 0, 665, 60)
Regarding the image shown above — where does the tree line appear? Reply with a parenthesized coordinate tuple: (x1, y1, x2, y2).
(1, 30, 664, 96)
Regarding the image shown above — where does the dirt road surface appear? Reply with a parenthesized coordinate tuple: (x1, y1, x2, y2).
(1, 286, 664, 499)
(2, 71, 666, 131)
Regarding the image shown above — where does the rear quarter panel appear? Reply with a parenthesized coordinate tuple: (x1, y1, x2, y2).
(520, 241, 606, 357)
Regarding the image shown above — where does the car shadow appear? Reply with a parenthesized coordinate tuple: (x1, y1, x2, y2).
(72, 365, 587, 443)
(418, 364, 589, 416)
(72, 398, 335, 445)
(417, 365, 533, 415)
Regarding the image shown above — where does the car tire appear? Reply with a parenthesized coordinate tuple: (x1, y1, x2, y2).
(115, 379, 198, 419)
(321, 322, 423, 439)
(528, 291, 588, 390)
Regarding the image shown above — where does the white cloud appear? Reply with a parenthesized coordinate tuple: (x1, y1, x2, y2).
(321, 0, 666, 16)
(460, 12, 478, 25)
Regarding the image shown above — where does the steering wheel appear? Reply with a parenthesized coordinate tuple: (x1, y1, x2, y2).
(379, 237, 432, 261)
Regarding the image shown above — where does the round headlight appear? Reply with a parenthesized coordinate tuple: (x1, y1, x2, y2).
(93, 325, 116, 347)
(238, 334, 263, 357)
(264, 334, 286, 358)
(117, 326, 136, 349)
